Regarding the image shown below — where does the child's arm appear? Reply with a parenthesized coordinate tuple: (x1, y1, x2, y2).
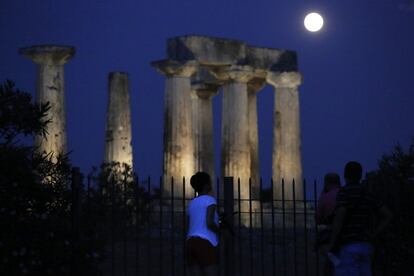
(206, 204, 220, 234)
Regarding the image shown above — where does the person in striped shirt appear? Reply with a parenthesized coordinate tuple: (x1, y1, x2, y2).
(327, 161, 393, 276)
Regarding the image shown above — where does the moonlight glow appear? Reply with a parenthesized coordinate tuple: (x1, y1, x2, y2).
(304, 12, 324, 32)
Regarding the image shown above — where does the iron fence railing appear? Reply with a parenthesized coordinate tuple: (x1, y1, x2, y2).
(70, 169, 327, 276)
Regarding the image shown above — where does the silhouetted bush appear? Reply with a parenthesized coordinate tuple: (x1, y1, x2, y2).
(365, 141, 414, 275)
(0, 81, 102, 275)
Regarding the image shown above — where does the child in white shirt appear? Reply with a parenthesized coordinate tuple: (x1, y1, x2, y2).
(186, 172, 219, 276)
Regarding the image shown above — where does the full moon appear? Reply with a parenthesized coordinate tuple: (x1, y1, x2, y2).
(304, 12, 324, 32)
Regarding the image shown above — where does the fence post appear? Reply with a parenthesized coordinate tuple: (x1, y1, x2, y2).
(71, 167, 83, 276)
(223, 177, 235, 276)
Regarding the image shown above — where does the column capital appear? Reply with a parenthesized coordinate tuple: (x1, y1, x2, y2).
(266, 71, 302, 88)
(19, 45, 75, 65)
(247, 78, 267, 94)
(191, 83, 219, 100)
(212, 65, 256, 84)
(151, 60, 198, 78)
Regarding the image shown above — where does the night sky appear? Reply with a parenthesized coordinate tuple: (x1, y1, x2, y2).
(1, 0, 414, 183)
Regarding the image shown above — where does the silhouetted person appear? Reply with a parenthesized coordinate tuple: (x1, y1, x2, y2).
(186, 172, 219, 276)
(316, 173, 341, 225)
(316, 173, 341, 276)
(327, 161, 393, 276)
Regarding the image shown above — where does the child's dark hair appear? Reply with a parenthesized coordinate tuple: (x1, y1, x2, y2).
(190, 172, 211, 193)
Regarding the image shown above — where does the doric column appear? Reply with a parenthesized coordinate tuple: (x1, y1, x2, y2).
(19, 45, 75, 161)
(267, 72, 303, 203)
(247, 78, 266, 198)
(152, 60, 198, 197)
(215, 66, 255, 199)
(191, 82, 219, 182)
(104, 72, 133, 170)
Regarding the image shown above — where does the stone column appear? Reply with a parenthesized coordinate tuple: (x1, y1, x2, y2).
(191, 82, 218, 182)
(247, 79, 266, 198)
(152, 60, 198, 197)
(104, 72, 133, 170)
(216, 66, 255, 199)
(19, 45, 75, 161)
(267, 72, 303, 203)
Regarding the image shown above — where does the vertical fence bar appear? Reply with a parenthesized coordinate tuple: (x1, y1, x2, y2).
(223, 177, 235, 276)
(123, 175, 127, 276)
(271, 178, 276, 276)
(135, 176, 139, 276)
(249, 178, 253, 276)
(171, 178, 175, 276)
(260, 178, 264, 276)
(303, 179, 309, 276)
(313, 180, 320, 276)
(182, 177, 186, 276)
(111, 174, 115, 276)
(159, 176, 163, 276)
(147, 177, 152, 276)
(238, 178, 242, 276)
(282, 179, 286, 276)
(293, 179, 297, 276)
(216, 177, 221, 276)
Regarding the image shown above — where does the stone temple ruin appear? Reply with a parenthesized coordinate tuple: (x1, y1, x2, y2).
(152, 35, 303, 201)
(19, 35, 303, 202)
(19, 46, 134, 170)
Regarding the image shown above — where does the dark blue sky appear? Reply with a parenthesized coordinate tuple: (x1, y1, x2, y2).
(1, 0, 414, 182)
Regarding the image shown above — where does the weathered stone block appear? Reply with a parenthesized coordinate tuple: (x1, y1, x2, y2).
(246, 46, 298, 72)
(167, 35, 246, 65)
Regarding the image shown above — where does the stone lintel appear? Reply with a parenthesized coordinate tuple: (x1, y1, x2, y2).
(192, 67, 220, 84)
(19, 45, 75, 65)
(151, 59, 198, 77)
(247, 46, 298, 72)
(266, 71, 302, 88)
(212, 65, 256, 83)
(167, 35, 246, 66)
(164, 35, 298, 72)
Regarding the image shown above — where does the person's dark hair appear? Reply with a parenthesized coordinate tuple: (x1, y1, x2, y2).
(344, 161, 363, 182)
(323, 173, 340, 193)
(190, 172, 211, 193)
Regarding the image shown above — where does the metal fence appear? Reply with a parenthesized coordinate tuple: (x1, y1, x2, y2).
(70, 168, 326, 276)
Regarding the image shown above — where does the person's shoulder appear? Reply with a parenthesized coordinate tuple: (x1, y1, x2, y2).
(338, 184, 362, 195)
(335, 185, 356, 205)
(200, 194, 217, 205)
(336, 185, 349, 198)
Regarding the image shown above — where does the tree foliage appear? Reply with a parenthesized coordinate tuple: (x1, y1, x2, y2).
(86, 162, 154, 236)
(365, 141, 414, 275)
(0, 80, 94, 275)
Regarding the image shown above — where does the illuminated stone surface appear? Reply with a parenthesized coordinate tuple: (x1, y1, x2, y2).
(152, 60, 198, 197)
(191, 68, 219, 184)
(104, 72, 133, 169)
(213, 65, 256, 200)
(154, 35, 303, 203)
(19, 45, 75, 161)
(247, 78, 266, 198)
(267, 72, 303, 203)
